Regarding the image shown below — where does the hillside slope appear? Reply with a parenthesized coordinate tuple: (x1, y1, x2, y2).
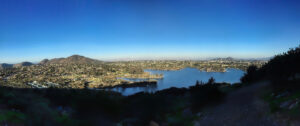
(39, 55, 102, 65)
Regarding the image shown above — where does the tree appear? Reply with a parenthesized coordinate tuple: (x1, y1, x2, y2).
(84, 81, 89, 89)
(246, 65, 258, 75)
(208, 77, 215, 84)
(196, 80, 200, 86)
(240, 65, 258, 83)
(196, 80, 205, 86)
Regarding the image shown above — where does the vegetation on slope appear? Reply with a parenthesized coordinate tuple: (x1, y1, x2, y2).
(241, 45, 300, 120)
(0, 78, 235, 126)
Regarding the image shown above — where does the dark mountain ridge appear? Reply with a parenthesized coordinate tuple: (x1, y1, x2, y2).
(0, 62, 34, 69)
(0, 63, 13, 69)
(13, 62, 34, 67)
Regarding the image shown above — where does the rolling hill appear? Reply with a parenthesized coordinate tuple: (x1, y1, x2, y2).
(39, 55, 103, 65)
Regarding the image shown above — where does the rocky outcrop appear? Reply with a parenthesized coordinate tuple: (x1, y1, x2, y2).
(39, 59, 49, 65)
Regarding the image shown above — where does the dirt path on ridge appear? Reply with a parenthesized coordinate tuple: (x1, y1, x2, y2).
(195, 81, 282, 126)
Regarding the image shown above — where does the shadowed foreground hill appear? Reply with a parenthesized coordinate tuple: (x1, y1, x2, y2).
(240, 45, 300, 125)
(241, 45, 300, 90)
(0, 80, 228, 126)
(39, 55, 103, 65)
(195, 81, 278, 126)
(194, 45, 300, 126)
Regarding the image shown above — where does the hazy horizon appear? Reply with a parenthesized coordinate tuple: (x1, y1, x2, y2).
(1, 0, 300, 63)
(1, 54, 272, 64)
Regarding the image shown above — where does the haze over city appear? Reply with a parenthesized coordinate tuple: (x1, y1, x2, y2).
(1, 0, 300, 63)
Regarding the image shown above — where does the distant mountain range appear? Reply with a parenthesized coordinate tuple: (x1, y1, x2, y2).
(38, 55, 103, 65)
(0, 63, 13, 69)
(0, 55, 102, 69)
(211, 57, 235, 61)
(0, 62, 34, 69)
(211, 57, 271, 61)
(0, 55, 270, 69)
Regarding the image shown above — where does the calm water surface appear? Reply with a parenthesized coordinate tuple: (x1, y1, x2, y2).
(108, 67, 245, 96)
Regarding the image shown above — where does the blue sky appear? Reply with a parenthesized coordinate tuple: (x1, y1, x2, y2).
(1, 0, 300, 63)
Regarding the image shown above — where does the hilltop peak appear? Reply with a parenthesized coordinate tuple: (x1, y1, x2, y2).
(69, 54, 84, 58)
(39, 59, 49, 65)
(39, 55, 102, 65)
(67, 55, 87, 60)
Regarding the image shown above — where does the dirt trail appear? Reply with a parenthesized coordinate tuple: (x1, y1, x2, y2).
(195, 81, 281, 126)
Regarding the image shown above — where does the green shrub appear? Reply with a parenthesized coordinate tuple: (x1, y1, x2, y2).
(0, 111, 26, 123)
